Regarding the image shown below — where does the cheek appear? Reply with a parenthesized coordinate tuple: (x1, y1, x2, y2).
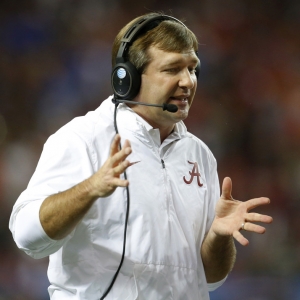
(189, 86, 197, 104)
(140, 78, 162, 100)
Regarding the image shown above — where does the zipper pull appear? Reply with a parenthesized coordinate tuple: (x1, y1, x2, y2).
(161, 159, 165, 168)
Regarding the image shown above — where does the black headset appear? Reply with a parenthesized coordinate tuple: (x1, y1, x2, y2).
(111, 14, 200, 101)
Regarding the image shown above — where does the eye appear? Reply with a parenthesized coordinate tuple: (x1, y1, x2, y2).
(189, 66, 198, 74)
(165, 68, 179, 73)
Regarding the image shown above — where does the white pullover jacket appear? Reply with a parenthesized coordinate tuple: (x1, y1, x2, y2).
(9, 96, 225, 299)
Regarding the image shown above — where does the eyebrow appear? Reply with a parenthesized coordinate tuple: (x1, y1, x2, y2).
(162, 57, 199, 67)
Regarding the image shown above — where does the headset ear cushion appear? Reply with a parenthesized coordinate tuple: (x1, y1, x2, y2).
(111, 61, 141, 100)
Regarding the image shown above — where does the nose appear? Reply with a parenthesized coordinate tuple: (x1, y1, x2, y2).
(179, 69, 195, 89)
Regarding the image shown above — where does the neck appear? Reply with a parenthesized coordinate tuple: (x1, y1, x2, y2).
(159, 126, 175, 142)
(128, 103, 176, 142)
(138, 113, 175, 142)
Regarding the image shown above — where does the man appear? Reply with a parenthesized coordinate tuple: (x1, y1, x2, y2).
(9, 12, 273, 299)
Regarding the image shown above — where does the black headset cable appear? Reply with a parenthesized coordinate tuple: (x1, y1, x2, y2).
(99, 100, 130, 299)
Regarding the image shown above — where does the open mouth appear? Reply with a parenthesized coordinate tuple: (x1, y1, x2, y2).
(169, 97, 189, 107)
(170, 97, 188, 103)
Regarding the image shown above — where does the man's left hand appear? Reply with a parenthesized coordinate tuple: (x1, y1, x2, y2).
(212, 177, 273, 246)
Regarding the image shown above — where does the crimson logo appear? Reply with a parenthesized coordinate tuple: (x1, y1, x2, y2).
(183, 161, 203, 187)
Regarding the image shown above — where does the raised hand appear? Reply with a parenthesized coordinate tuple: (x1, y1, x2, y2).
(39, 134, 133, 240)
(212, 177, 273, 246)
(87, 134, 132, 198)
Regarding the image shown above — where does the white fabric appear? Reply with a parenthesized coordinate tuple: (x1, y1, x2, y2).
(9, 96, 225, 299)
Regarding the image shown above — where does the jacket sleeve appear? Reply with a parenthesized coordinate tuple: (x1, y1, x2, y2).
(205, 149, 228, 291)
(10, 198, 72, 259)
(9, 122, 97, 259)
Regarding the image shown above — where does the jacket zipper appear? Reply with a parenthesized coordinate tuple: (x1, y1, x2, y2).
(161, 158, 171, 219)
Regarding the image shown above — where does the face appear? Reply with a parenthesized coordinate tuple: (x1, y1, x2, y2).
(132, 45, 199, 132)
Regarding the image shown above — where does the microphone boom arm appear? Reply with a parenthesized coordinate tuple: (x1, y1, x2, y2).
(113, 98, 178, 112)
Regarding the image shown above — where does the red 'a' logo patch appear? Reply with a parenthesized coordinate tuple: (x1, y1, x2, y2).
(183, 161, 203, 187)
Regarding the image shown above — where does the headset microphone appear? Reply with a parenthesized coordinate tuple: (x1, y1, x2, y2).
(113, 98, 178, 113)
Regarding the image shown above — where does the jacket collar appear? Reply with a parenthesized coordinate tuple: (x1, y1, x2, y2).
(115, 101, 188, 148)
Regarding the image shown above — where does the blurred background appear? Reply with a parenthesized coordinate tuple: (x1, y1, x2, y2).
(0, 0, 300, 299)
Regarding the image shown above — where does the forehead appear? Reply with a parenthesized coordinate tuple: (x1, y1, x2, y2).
(147, 45, 199, 66)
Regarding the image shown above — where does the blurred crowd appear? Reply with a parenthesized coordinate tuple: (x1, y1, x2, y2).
(0, 0, 300, 299)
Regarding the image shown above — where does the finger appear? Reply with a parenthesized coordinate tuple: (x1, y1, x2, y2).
(110, 134, 121, 157)
(221, 177, 233, 200)
(246, 212, 273, 224)
(245, 197, 271, 211)
(108, 137, 132, 167)
(110, 177, 129, 187)
(233, 230, 249, 246)
(123, 139, 131, 149)
(113, 160, 131, 175)
(243, 222, 266, 234)
(110, 145, 132, 168)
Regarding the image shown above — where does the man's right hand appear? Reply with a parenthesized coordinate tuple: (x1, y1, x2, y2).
(86, 134, 132, 198)
(39, 134, 132, 240)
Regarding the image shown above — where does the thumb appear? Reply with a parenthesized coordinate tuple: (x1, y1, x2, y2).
(221, 177, 233, 200)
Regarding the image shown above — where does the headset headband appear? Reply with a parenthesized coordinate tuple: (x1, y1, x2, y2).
(115, 15, 187, 64)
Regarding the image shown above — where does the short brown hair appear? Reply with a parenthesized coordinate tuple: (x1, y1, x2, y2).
(111, 12, 198, 74)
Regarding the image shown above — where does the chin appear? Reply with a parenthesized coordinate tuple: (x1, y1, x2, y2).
(176, 108, 189, 120)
